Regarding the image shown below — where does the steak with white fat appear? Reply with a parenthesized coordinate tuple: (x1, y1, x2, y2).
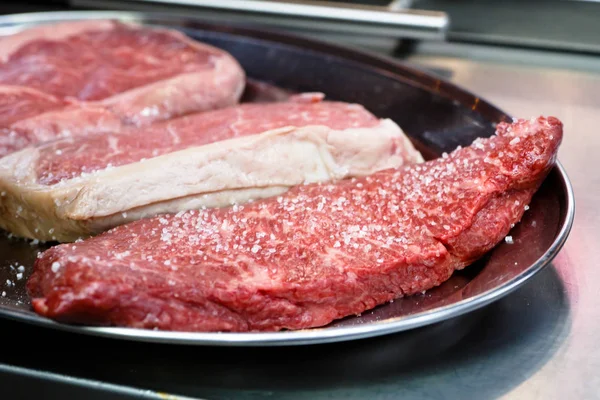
(0, 100, 422, 242)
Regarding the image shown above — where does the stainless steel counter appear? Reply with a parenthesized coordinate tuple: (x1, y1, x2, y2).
(394, 44, 599, 400)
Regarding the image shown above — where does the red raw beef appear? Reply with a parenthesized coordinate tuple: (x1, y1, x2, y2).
(0, 20, 245, 156)
(27, 116, 563, 332)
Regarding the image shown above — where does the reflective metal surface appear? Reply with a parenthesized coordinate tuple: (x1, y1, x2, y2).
(0, 11, 574, 347)
(72, 0, 449, 40)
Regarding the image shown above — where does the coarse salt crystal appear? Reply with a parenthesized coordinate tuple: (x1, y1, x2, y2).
(509, 137, 520, 145)
(17, 266, 24, 272)
(251, 244, 261, 253)
(16, 273, 22, 280)
(1, 291, 4, 297)
(524, 205, 530, 211)
(505, 236, 514, 244)
(51, 262, 61, 273)
(333, 241, 341, 248)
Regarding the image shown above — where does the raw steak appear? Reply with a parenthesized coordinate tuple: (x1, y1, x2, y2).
(27, 116, 563, 332)
(0, 100, 422, 242)
(0, 86, 69, 155)
(0, 20, 245, 155)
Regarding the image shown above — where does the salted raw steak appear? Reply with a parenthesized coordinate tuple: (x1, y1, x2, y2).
(27, 117, 563, 332)
(0, 100, 422, 242)
(0, 19, 245, 155)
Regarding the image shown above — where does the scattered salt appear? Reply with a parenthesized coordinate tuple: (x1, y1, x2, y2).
(51, 262, 61, 273)
(505, 236, 514, 244)
(16, 273, 22, 280)
(1, 291, 4, 297)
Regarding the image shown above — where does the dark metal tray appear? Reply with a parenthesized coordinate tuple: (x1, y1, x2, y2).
(0, 11, 574, 347)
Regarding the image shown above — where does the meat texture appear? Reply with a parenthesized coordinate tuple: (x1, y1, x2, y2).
(0, 100, 422, 242)
(27, 116, 563, 332)
(0, 19, 245, 155)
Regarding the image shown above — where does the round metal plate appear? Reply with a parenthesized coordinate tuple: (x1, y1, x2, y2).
(0, 11, 575, 346)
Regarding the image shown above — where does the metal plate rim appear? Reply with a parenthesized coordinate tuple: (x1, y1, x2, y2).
(0, 10, 576, 346)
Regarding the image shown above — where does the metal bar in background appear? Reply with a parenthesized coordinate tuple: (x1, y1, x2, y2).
(71, 0, 449, 40)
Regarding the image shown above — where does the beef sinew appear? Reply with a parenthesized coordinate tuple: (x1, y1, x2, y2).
(0, 99, 422, 242)
(27, 117, 563, 332)
(0, 19, 245, 155)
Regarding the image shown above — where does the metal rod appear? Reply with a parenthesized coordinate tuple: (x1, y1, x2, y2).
(109, 0, 449, 39)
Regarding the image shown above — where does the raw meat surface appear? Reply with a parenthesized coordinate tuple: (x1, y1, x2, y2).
(0, 86, 64, 127)
(35, 100, 380, 185)
(0, 20, 219, 100)
(0, 20, 245, 156)
(0, 86, 68, 155)
(27, 116, 563, 332)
